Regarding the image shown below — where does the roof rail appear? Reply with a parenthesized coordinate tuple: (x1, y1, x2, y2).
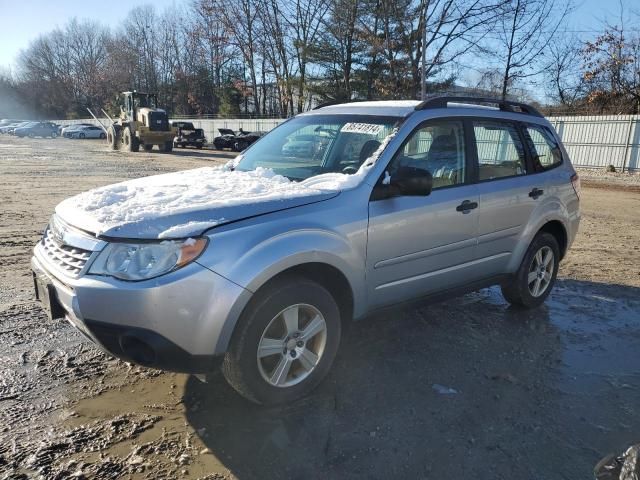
(415, 96, 544, 118)
(313, 99, 371, 110)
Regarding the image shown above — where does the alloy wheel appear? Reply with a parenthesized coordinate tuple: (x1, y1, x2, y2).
(257, 303, 327, 388)
(528, 246, 554, 297)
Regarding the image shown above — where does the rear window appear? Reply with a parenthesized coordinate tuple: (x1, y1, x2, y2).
(473, 121, 527, 180)
(525, 125, 562, 172)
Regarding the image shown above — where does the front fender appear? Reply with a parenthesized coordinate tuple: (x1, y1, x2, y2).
(198, 226, 368, 353)
(238, 229, 364, 297)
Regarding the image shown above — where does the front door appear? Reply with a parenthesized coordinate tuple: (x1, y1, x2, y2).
(366, 118, 479, 309)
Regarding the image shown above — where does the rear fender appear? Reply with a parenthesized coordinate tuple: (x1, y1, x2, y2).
(507, 199, 570, 272)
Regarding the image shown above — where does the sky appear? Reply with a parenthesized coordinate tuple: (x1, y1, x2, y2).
(0, 0, 179, 69)
(0, 0, 632, 76)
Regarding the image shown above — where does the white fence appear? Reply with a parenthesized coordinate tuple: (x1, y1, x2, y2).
(548, 115, 639, 172)
(57, 114, 640, 172)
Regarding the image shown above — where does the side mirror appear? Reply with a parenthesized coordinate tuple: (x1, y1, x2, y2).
(372, 166, 432, 200)
(392, 166, 433, 196)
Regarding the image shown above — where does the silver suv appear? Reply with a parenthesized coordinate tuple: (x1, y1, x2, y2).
(32, 97, 580, 404)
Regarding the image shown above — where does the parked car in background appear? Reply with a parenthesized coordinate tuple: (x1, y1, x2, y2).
(61, 123, 95, 138)
(66, 125, 106, 139)
(0, 121, 30, 134)
(213, 128, 264, 151)
(14, 122, 60, 138)
(32, 97, 580, 405)
(5, 121, 34, 135)
(0, 119, 22, 128)
(171, 121, 206, 149)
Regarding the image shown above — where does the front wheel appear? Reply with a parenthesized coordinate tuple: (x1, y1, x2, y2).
(123, 127, 139, 152)
(107, 126, 119, 150)
(223, 276, 341, 405)
(501, 232, 560, 309)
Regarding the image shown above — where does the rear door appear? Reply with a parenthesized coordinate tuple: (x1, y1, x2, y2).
(366, 118, 480, 308)
(472, 119, 542, 275)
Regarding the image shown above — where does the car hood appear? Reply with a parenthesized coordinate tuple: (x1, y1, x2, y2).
(55, 166, 343, 240)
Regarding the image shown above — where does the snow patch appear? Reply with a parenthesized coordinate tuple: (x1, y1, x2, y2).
(56, 129, 397, 237)
(158, 220, 225, 239)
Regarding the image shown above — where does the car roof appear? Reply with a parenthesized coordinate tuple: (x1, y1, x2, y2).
(305, 97, 545, 122)
(307, 100, 422, 117)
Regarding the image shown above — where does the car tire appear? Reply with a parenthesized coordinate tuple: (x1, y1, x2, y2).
(501, 232, 560, 309)
(100, 132, 106, 139)
(79, 133, 85, 139)
(28, 132, 35, 138)
(143, 144, 153, 152)
(223, 275, 342, 405)
(51, 132, 58, 138)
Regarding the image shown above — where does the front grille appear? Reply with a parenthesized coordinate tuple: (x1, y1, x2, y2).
(41, 227, 92, 277)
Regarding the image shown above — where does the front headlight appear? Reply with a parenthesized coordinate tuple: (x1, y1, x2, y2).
(88, 238, 208, 281)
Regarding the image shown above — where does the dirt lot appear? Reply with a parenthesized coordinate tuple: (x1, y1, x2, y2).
(0, 135, 639, 479)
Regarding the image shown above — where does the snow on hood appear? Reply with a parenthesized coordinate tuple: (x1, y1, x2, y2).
(56, 129, 397, 239)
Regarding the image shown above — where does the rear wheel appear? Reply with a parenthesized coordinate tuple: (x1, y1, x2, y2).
(79, 132, 85, 139)
(235, 140, 248, 152)
(501, 232, 560, 309)
(223, 276, 341, 405)
(159, 141, 173, 153)
(99, 132, 106, 139)
(143, 144, 154, 152)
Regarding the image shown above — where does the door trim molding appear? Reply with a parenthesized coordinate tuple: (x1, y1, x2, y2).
(375, 252, 510, 291)
(374, 237, 476, 269)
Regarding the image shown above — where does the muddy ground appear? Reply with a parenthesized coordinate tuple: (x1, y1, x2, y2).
(0, 135, 639, 479)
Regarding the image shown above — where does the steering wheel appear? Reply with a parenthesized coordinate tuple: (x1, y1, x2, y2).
(342, 165, 358, 174)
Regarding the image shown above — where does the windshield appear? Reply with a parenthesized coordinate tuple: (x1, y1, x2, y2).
(235, 114, 403, 181)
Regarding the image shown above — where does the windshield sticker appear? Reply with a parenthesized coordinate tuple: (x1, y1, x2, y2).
(341, 123, 383, 135)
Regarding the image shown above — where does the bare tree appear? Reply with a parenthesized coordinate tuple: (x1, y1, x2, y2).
(18, 19, 110, 117)
(545, 35, 583, 109)
(259, 0, 295, 115)
(209, 0, 263, 114)
(495, 0, 571, 100)
(282, 0, 328, 112)
(582, 9, 640, 113)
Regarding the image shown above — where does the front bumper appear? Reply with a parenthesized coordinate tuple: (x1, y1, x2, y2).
(31, 249, 251, 373)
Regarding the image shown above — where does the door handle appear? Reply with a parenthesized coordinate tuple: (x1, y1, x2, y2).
(529, 188, 544, 199)
(456, 200, 478, 213)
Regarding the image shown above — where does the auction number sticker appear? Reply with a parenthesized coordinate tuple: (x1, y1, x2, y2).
(341, 123, 383, 135)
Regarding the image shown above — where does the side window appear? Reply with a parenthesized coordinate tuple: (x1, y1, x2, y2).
(525, 125, 562, 171)
(473, 121, 526, 180)
(388, 120, 466, 189)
